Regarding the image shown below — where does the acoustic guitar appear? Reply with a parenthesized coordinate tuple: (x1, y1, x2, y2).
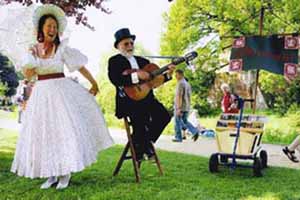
(122, 51, 198, 101)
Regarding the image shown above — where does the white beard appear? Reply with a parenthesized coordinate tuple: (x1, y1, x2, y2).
(120, 49, 134, 58)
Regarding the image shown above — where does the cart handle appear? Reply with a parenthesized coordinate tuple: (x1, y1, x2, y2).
(233, 98, 254, 103)
(243, 99, 255, 102)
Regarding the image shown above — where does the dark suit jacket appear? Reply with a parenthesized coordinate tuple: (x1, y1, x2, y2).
(108, 54, 170, 118)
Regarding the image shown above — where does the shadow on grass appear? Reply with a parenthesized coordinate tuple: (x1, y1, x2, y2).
(0, 146, 300, 200)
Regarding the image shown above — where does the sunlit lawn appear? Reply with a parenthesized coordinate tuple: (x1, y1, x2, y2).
(1, 107, 297, 145)
(1, 128, 300, 200)
(0, 110, 17, 121)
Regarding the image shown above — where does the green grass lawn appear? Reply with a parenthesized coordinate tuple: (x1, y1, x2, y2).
(102, 109, 300, 145)
(161, 112, 299, 145)
(1, 129, 300, 200)
(0, 108, 298, 145)
(0, 110, 18, 121)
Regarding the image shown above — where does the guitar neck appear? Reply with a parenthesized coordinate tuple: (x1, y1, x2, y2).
(150, 56, 186, 77)
(148, 52, 197, 78)
(151, 64, 171, 77)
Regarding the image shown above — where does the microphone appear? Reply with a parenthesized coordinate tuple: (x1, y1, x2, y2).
(184, 51, 198, 61)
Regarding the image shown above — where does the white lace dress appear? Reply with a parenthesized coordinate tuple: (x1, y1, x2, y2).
(11, 41, 114, 178)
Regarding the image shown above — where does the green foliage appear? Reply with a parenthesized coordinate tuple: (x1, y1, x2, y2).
(263, 128, 298, 145)
(0, 82, 7, 97)
(0, 53, 19, 97)
(260, 72, 300, 115)
(0, 110, 18, 120)
(194, 109, 300, 145)
(155, 78, 177, 111)
(189, 68, 217, 115)
(161, 0, 300, 116)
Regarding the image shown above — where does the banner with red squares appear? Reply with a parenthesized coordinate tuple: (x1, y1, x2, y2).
(232, 37, 246, 48)
(229, 59, 243, 71)
(284, 63, 298, 79)
(230, 35, 299, 75)
(284, 36, 299, 49)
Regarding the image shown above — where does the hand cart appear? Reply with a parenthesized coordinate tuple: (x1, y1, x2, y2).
(209, 98, 268, 177)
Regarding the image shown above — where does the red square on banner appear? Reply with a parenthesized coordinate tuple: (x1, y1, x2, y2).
(232, 37, 245, 48)
(284, 36, 299, 49)
(230, 59, 243, 71)
(284, 63, 298, 78)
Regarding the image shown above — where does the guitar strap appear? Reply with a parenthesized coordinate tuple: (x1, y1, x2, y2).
(118, 86, 127, 98)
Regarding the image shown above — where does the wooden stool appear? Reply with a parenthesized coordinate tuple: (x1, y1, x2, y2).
(113, 117, 163, 183)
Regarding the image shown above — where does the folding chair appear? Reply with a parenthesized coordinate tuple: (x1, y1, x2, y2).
(113, 117, 163, 183)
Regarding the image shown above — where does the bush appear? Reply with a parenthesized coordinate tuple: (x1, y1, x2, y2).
(194, 99, 220, 116)
(260, 72, 300, 115)
(263, 128, 298, 144)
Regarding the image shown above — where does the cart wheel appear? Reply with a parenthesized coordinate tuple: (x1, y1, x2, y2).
(209, 153, 219, 173)
(220, 155, 228, 163)
(260, 150, 268, 168)
(253, 157, 263, 177)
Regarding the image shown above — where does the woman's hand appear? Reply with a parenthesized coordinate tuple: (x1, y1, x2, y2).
(89, 83, 99, 96)
(78, 67, 99, 96)
(29, 46, 38, 57)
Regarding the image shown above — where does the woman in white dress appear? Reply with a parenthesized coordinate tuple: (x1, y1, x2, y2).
(10, 4, 114, 190)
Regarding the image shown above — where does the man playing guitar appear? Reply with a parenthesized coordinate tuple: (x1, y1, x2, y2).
(108, 28, 175, 162)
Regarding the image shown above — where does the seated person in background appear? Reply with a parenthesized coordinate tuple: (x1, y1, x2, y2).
(220, 83, 239, 114)
(185, 109, 215, 139)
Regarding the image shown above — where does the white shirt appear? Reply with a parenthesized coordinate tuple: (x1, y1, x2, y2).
(126, 56, 139, 84)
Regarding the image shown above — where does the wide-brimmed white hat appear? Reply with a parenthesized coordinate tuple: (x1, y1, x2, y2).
(33, 4, 67, 34)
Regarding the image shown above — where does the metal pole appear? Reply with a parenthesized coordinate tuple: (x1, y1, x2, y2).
(253, 4, 265, 113)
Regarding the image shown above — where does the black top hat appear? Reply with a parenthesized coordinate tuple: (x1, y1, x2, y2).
(114, 28, 136, 48)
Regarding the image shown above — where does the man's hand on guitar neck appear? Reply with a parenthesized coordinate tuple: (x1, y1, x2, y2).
(167, 64, 176, 76)
(137, 70, 151, 81)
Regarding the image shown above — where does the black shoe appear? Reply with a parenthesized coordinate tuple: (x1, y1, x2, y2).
(182, 136, 187, 140)
(145, 150, 155, 160)
(135, 151, 144, 162)
(283, 147, 299, 163)
(192, 133, 199, 142)
(146, 154, 156, 163)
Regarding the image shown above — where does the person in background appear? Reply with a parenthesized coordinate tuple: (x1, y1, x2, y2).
(283, 136, 300, 163)
(173, 69, 200, 142)
(220, 83, 239, 114)
(15, 80, 27, 123)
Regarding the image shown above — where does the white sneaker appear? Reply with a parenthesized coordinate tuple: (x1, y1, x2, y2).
(56, 174, 71, 190)
(40, 176, 58, 189)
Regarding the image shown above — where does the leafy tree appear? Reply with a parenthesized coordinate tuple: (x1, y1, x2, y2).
(260, 72, 300, 115)
(160, 0, 300, 115)
(0, 82, 7, 96)
(0, 54, 19, 97)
